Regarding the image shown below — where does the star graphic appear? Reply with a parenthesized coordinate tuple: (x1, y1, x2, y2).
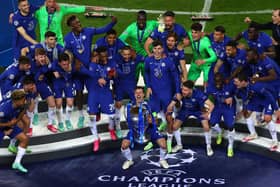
(181, 157, 197, 164)
(140, 154, 150, 160)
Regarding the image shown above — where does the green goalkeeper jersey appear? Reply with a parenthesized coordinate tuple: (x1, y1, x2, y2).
(35, 5, 85, 45)
(187, 31, 217, 65)
(119, 20, 158, 56)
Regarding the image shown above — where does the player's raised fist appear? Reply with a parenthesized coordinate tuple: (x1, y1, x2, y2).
(111, 16, 118, 23)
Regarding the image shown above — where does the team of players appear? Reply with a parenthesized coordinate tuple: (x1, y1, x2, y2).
(1, 0, 280, 172)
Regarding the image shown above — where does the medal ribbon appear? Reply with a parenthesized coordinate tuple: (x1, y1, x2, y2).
(72, 32, 84, 53)
(137, 27, 146, 43)
(193, 40, 201, 56)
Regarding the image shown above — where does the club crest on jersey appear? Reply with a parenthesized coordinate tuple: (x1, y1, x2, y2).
(13, 20, 19, 26)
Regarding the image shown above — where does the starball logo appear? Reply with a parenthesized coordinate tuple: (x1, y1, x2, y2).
(140, 148, 197, 168)
(97, 149, 226, 187)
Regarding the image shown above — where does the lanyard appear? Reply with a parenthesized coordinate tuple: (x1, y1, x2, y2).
(107, 43, 117, 59)
(97, 63, 110, 78)
(47, 13, 54, 30)
(193, 40, 201, 56)
(72, 32, 84, 53)
(137, 27, 146, 43)
(154, 58, 163, 79)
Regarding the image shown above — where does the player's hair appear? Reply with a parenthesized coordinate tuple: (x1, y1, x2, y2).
(66, 15, 77, 26)
(106, 29, 117, 36)
(18, 56, 30, 65)
(182, 80, 194, 89)
(248, 23, 259, 31)
(35, 48, 46, 56)
(58, 53, 70, 62)
(167, 32, 178, 41)
(11, 90, 26, 101)
(152, 40, 163, 47)
(137, 10, 147, 18)
(274, 8, 280, 16)
(191, 23, 203, 31)
(18, 0, 27, 4)
(235, 71, 249, 82)
(44, 31, 56, 38)
(22, 75, 35, 85)
(163, 11, 175, 17)
(134, 86, 145, 92)
(95, 46, 108, 54)
(121, 46, 132, 51)
(226, 40, 238, 48)
(214, 25, 226, 33)
(246, 48, 259, 56)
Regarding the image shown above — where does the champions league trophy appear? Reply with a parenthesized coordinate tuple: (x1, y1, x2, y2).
(157, 14, 165, 33)
(126, 103, 149, 148)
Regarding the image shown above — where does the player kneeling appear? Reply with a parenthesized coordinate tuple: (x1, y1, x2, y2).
(121, 87, 169, 169)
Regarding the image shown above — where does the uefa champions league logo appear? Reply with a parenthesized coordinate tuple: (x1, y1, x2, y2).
(140, 148, 197, 168)
(98, 148, 226, 186)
